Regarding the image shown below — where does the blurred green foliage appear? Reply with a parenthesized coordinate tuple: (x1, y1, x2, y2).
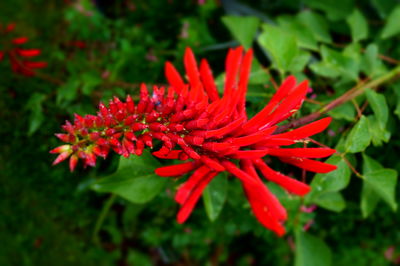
(1, 0, 400, 265)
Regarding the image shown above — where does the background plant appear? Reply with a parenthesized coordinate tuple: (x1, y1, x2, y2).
(1, 0, 400, 265)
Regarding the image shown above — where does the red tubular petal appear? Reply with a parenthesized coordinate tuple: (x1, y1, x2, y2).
(55, 133, 71, 143)
(204, 117, 245, 138)
(17, 49, 41, 57)
(175, 166, 211, 204)
(52, 151, 72, 165)
(267, 148, 336, 158)
(274, 117, 332, 140)
(152, 150, 182, 159)
(230, 126, 277, 146)
(279, 157, 338, 173)
(254, 138, 295, 147)
(69, 155, 79, 172)
(236, 49, 253, 113)
(12, 37, 28, 45)
(24, 61, 47, 68)
(155, 161, 200, 177)
(254, 159, 310, 196)
(202, 142, 233, 152)
(184, 47, 201, 88)
(177, 171, 217, 223)
(199, 59, 219, 101)
(244, 187, 286, 236)
(135, 140, 144, 156)
(50, 145, 71, 154)
(221, 160, 257, 186)
(165, 61, 185, 94)
(0, 51, 4, 61)
(224, 47, 243, 96)
(126, 95, 135, 113)
(239, 76, 297, 133)
(261, 80, 309, 127)
(200, 156, 225, 172)
(231, 150, 269, 159)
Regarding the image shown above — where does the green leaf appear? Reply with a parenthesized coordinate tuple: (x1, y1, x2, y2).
(381, 6, 400, 39)
(202, 172, 228, 221)
(248, 59, 270, 85)
(258, 24, 298, 74)
(313, 192, 346, 212)
(322, 46, 359, 81)
(222, 16, 260, 49)
(361, 182, 380, 218)
(297, 10, 332, 43)
(303, 0, 354, 21)
(394, 83, 400, 120)
(363, 169, 398, 211)
(361, 44, 380, 77)
(277, 15, 318, 50)
(371, 0, 398, 18)
(328, 102, 355, 121)
(365, 88, 388, 129)
(360, 154, 383, 218)
(92, 150, 166, 204)
(309, 61, 340, 78)
(367, 115, 391, 146)
(295, 231, 332, 266)
(81, 72, 102, 95)
(288, 50, 311, 73)
(345, 115, 371, 153)
(346, 9, 368, 42)
(307, 155, 351, 206)
(26, 93, 46, 135)
(362, 153, 383, 174)
(57, 79, 80, 105)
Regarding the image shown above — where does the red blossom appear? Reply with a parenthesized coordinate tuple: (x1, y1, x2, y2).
(51, 47, 337, 235)
(0, 23, 46, 76)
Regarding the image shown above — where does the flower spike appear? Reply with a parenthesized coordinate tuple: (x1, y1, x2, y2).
(52, 46, 337, 236)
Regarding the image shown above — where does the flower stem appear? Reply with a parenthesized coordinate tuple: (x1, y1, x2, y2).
(92, 193, 116, 245)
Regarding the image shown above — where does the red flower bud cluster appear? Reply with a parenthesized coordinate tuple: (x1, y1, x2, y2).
(0, 23, 47, 76)
(51, 47, 336, 235)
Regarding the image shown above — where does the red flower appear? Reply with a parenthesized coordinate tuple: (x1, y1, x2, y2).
(51, 47, 336, 235)
(0, 23, 47, 76)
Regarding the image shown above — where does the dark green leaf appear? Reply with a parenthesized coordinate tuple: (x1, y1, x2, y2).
(295, 231, 332, 266)
(202, 172, 228, 221)
(363, 169, 398, 211)
(381, 6, 400, 39)
(371, 0, 398, 18)
(303, 0, 354, 21)
(360, 153, 383, 218)
(92, 150, 166, 204)
(26, 93, 46, 135)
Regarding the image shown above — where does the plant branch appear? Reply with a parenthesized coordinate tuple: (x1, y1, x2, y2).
(277, 65, 400, 133)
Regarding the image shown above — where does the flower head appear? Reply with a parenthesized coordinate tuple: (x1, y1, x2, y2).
(0, 23, 47, 76)
(51, 46, 336, 235)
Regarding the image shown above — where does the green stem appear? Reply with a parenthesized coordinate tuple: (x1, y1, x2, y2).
(92, 193, 116, 245)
